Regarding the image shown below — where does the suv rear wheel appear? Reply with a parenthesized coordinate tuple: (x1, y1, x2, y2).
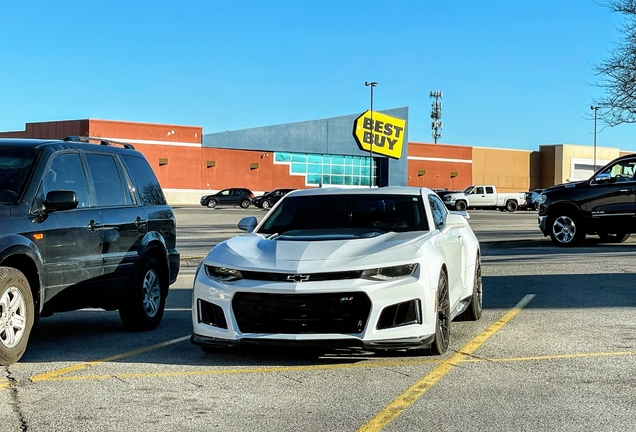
(240, 199, 250, 209)
(119, 257, 167, 331)
(0, 267, 34, 366)
(548, 212, 585, 246)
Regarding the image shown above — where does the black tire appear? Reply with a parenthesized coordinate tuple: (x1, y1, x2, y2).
(548, 211, 585, 246)
(0, 267, 34, 366)
(455, 201, 467, 211)
(206, 200, 217, 209)
(505, 200, 518, 212)
(426, 270, 451, 355)
(240, 199, 250, 209)
(119, 257, 167, 332)
(457, 258, 483, 321)
(598, 232, 630, 243)
(261, 200, 271, 209)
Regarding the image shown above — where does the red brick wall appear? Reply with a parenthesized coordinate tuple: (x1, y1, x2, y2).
(407, 142, 473, 191)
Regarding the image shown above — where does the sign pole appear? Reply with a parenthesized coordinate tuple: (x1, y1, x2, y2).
(365, 81, 377, 187)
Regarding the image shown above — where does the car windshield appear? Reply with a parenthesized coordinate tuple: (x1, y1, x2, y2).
(0, 146, 38, 205)
(463, 186, 473, 194)
(257, 194, 429, 239)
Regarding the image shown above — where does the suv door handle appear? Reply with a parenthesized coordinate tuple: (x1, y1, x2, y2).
(620, 188, 631, 192)
(88, 220, 103, 231)
(134, 216, 147, 230)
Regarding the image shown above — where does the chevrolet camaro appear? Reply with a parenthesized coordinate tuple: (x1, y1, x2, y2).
(191, 186, 482, 355)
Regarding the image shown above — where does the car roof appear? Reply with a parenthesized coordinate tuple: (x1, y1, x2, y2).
(286, 186, 432, 198)
(0, 137, 138, 155)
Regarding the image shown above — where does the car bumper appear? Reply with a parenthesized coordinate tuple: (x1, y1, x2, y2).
(191, 266, 438, 351)
(538, 215, 548, 235)
(168, 248, 180, 284)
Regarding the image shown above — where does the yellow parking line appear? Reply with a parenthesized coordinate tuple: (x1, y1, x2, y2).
(464, 350, 636, 363)
(30, 335, 190, 382)
(30, 347, 636, 384)
(357, 294, 535, 432)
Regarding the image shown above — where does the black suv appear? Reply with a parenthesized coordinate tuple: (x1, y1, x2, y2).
(538, 154, 636, 246)
(200, 188, 254, 209)
(252, 188, 294, 209)
(0, 137, 180, 365)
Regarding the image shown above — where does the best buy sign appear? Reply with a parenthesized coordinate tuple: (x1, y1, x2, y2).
(353, 110, 406, 159)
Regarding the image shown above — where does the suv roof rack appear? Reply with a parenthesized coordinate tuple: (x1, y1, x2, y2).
(64, 136, 136, 150)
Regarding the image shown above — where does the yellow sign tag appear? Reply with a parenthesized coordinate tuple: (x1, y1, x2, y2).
(353, 110, 406, 159)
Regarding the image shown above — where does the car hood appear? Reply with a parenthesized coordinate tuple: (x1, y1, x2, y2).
(204, 231, 433, 273)
(541, 180, 587, 194)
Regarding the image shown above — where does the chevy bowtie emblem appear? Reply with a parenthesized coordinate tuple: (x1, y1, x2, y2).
(287, 274, 311, 282)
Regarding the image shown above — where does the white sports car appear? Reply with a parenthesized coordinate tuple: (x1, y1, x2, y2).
(191, 186, 482, 355)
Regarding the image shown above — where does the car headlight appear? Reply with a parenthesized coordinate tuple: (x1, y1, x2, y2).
(205, 265, 243, 281)
(361, 264, 418, 281)
(536, 194, 547, 205)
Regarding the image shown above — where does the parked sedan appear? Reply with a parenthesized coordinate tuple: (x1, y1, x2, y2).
(191, 187, 482, 355)
(253, 188, 295, 209)
(200, 188, 254, 209)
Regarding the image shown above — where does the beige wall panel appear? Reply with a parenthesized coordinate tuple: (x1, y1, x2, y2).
(472, 147, 531, 192)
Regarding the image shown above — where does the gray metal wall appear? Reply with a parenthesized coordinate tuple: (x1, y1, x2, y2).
(203, 107, 409, 186)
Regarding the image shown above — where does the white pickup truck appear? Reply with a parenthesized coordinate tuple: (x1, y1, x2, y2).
(441, 185, 526, 212)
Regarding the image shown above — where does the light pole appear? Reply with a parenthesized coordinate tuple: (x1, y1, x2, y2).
(365, 81, 377, 187)
(591, 106, 599, 173)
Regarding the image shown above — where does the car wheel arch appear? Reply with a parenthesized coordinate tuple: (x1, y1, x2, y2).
(0, 246, 43, 314)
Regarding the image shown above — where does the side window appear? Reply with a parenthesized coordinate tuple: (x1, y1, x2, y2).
(221, 190, 230, 196)
(474, 187, 484, 194)
(428, 195, 447, 229)
(85, 154, 127, 207)
(41, 152, 89, 208)
(606, 159, 636, 182)
(121, 155, 166, 206)
(485, 186, 494, 194)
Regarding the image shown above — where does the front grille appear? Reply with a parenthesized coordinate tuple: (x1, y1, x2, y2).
(239, 270, 363, 282)
(232, 292, 371, 334)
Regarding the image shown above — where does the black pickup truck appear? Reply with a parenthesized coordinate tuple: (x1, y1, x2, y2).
(538, 153, 636, 246)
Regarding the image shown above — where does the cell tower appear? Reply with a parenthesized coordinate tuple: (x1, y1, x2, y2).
(430, 90, 443, 144)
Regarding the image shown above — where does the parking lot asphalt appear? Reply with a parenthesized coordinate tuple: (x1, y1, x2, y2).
(3, 206, 636, 432)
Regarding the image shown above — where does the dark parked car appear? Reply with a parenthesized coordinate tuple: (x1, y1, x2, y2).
(521, 190, 542, 211)
(200, 188, 254, 209)
(0, 137, 180, 365)
(538, 154, 636, 246)
(253, 188, 295, 209)
(433, 189, 461, 201)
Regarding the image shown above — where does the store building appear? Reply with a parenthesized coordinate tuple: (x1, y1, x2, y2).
(1, 111, 629, 204)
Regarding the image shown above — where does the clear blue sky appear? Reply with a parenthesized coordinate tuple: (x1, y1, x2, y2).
(1, 1, 631, 151)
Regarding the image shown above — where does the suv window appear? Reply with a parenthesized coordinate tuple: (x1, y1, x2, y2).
(0, 146, 38, 205)
(85, 154, 130, 207)
(122, 155, 166, 205)
(41, 152, 89, 208)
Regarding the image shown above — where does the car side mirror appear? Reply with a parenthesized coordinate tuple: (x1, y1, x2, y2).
(238, 216, 258, 233)
(594, 173, 612, 183)
(446, 213, 468, 228)
(43, 190, 78, 212)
